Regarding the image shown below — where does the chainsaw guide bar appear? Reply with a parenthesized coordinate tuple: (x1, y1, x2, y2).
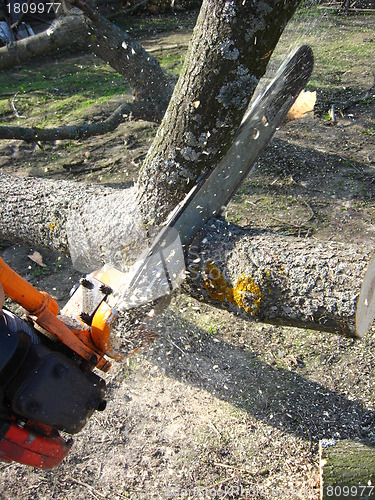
(117, 45, 314, 310)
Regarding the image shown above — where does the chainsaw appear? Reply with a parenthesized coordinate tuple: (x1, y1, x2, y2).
(0, 45, 313, 469)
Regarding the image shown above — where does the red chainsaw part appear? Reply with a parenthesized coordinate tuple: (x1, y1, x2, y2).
(0, 421, 72, 469)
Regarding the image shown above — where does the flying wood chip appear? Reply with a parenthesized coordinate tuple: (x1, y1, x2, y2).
(286, 89, 316, 121)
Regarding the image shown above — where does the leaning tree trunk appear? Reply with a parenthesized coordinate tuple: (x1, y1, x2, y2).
(68, 0, 172, 121)
(137, 0, 301, 224)
(0, 174, 372, 338)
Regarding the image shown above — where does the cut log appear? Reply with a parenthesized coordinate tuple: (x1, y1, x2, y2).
(320, 440, 375, 500)
(0, 174, 145, 271)
(356, 253, 375, 338)
(0, 173, 373, 338)
(184, 218, 372, 338)
(68, 0, 172, 122)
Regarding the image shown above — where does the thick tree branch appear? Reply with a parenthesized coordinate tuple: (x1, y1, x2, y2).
(80, 7, 172, 121)
(137, 0, 302, 224)
(185, 218, 371, 338)
(0, 173, 371, 337)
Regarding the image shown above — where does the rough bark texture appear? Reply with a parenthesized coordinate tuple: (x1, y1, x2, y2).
(320, 440, 375, 499)
(0, 174, 145, 272)
(184, 219, 372, 338)
(0, 174, 371, 337)
(136, 0, 301, 224)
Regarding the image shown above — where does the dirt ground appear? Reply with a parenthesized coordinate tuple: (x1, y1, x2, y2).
(0, 8, 375, 500)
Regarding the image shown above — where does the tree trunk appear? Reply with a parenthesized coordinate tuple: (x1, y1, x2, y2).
(0, 174, 145, 271)
(320, 440, 375, 500)
(136, 0, 301, 224)
(184, 219, 371, 338)
(0, 174, 371, 338)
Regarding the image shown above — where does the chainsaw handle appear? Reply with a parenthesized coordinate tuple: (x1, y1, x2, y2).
(0, 257, 110, 371)
(0, 257, 59, 316)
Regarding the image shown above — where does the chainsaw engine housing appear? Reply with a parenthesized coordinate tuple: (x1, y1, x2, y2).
(0, 311, 106, 434)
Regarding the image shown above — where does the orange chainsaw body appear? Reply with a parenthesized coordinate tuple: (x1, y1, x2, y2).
(0, 256, 121, 469)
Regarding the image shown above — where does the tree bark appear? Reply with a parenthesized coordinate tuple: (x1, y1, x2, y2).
(0, 14, 84, 70)
(185, 219, 371, 338)
(0, 174, 371, 338)
(0, 174, 145, 271)
(136, 0, 301, 224)
(320, 440, 375, 500)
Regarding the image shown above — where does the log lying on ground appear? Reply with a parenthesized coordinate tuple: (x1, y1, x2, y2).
(0, 173, 373, 337)
(319, 440, 375, 500)
(0, 14, 84, 70)
(0, 102, 132, 141)
(184, 219, 373, 338)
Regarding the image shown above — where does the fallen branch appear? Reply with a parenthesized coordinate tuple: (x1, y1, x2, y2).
(10, 92, 26, 119)
(0, 101, 132, 141)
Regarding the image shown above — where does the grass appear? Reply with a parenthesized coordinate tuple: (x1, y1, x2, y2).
(0, 7, 373, 130)
(272, 7, 374, 94)
(0, 56, 130, 126)
(157, 51, 186, 74)
(111, 10, 197, 36)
